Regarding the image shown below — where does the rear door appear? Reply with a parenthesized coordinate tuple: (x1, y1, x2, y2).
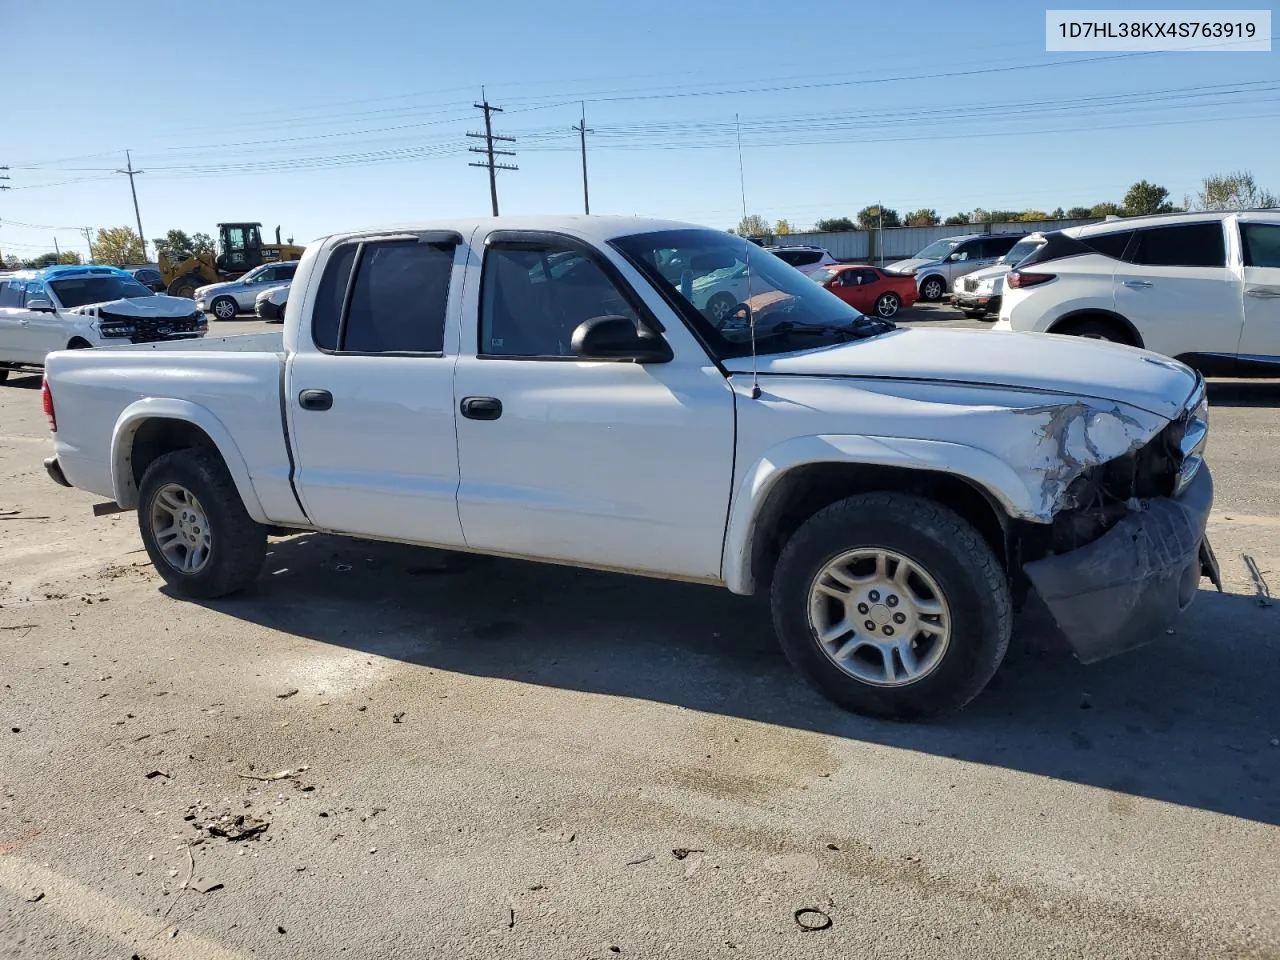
(1237, 219, 1280, 366)
(1113, 220, 1240, 361)
(284, 231, 467, 546)
(837, 268, 880, 312)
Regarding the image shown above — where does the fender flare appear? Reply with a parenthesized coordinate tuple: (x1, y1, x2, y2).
(1046, 308, 1144, 347)
(721, 434, 1039, 595)
(917, 272, 947, 295)
(109, 398, 268, 523)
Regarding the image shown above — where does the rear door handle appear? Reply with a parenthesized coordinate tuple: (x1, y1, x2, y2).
(297, 388, 333, 411)
(1122, 280, 1153, 289)
(460, 396, 502, 421)
(1246, 287, 1280, 299)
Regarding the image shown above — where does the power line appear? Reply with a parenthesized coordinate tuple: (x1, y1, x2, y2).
(467, 95, 517, 216)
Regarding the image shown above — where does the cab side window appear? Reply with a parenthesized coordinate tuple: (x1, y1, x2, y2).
(1241, 223, 1280, 267)
(480, 241, 642, 358)
(1127, 223, 1226, 268)
(0, 282, 21, 308)
(341, 240, 455, 354)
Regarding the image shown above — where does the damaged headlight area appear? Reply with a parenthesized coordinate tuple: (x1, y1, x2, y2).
(1020, 377, 1218, 664)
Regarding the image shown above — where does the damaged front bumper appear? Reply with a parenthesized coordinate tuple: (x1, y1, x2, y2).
(1022, 466, 1219, 663)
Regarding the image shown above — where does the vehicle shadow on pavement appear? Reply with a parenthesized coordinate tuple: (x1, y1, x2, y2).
(185, 533, 1280, 826)
(1205, 379, 1280, 408)
(1, 373, 44, 391)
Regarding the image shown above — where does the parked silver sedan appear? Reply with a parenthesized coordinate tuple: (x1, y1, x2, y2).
(195, 261, 299, 320)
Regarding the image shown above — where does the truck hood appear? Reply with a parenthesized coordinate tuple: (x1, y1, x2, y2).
(732, 328, 1197, 419)
(68, 295, 201, 319)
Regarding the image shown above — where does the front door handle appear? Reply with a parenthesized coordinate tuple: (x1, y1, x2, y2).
(297, 388, 333, 411)
(1123, 280, 1153, 289)
(460, 396, 502, 421)
(1246, 287, 1280, 299)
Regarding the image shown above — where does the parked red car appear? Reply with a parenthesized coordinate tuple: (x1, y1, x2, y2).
(810, 264, 917, 319)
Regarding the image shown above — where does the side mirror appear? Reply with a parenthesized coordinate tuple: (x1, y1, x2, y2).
(571, 315, 672, 363)
(26, 297, 55, 313)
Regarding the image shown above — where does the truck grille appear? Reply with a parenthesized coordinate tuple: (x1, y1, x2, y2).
(99, 309, 203, 344)
(963, 277, 978, 292)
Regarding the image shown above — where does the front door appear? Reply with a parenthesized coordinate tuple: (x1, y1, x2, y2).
(1113, 220, 1242, 361)
(284, 232, 467, 546)
(0, 280, 37, 364)
(452, 231, 736, 580)
(1237, 220, 1280, 366)
(23, 280, 69, 361)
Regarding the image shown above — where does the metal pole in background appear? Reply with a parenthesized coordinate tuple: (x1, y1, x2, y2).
(572, 101, 593, 215)
(467, 94, 517, 216)
(53, 236, 60, 261)
(81, 227, 95, 262)
(116, 150, 147, 260)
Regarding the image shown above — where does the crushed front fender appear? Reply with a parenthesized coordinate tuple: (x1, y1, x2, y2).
(1022, 466, 1214, 664)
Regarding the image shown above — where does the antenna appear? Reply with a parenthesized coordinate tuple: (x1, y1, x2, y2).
(736, 114, 760, 400)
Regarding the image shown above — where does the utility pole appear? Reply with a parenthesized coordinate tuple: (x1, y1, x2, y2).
(115, 150, 146, 260)
(81, 227, 95, 262)
(467, 95, 516, 216)
(572, 101, 593, 215)
(53, 236, 61, 261)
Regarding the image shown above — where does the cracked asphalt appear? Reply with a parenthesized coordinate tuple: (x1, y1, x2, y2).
(2, 309, 1278, 959)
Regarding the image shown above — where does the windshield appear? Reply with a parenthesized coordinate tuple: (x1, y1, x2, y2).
(49, 275, 154, 308)
(1001, 238, 1043, 265)
(610, 228, 892, 360)
(808, 268, 839, 284)
(914, 239, 962, 261)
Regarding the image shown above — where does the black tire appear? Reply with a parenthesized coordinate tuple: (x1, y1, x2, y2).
(1055, 318, 1131, 344)
(0, 369, 8, 384)
(962, 309, 986, 320)
(705, 292, 737, 324)
(67, 339, 92, 349)
(137, 449, 267, 599)
(210, 296, 238, 321)
(167, 275, 202, 299)
(919, 276, 946, 302)
(874, 292, 901, 318)
(770, 492, 1011, 720)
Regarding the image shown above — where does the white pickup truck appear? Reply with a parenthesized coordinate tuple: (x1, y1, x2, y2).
(40, 216, 1219, 719)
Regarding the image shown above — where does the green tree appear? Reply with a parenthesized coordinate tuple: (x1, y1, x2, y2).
(1122, 180, 1175, 216)
(190, 232, 216, 256)
(857, 205, 900, 229)
(1015, 211, 1051, 222)
(774, 219, 793, 236)
(1050, 207, 1066, 219)
(94, 226, 145, 265)
(904, 208, 939, 226)
(943, 212, 971, 226)
(814, 216, 856, 232)
(1088, 202, 1123, 217)
(30, 251, 83, 268)
(1195, 170, 1278, 210)
(737, 213, 771, 237)
(1066, 206, 1093, 219)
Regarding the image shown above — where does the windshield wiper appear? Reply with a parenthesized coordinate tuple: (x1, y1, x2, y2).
(771, 316, 896, 339)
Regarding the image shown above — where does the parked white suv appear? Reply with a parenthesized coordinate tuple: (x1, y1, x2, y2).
(0, 265, 206, 382)
(764, 245, 839, 275)
(995, 211, 1280, 376)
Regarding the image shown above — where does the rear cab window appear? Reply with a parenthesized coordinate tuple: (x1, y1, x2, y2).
(311, 237, 457, 354)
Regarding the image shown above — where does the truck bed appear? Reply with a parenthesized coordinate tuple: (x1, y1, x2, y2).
(44, 332, 303, 526)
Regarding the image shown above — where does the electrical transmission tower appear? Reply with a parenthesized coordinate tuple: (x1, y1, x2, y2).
(467, 98, 516, 216)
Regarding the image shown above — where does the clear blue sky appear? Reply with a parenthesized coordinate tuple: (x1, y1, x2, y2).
(2, 0, 1277, 260)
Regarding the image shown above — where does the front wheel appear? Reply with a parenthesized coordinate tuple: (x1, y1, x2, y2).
(874, 292, 901, 318)
(210, 296, 238, 321)
(919, 276, 946, 302)
(770, 492, 1011, 720)
(137, 449, 267, 599)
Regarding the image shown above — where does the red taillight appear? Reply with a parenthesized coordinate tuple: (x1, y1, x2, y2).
(1007, 270, 1056, 289)
(41, 378, 57, 433)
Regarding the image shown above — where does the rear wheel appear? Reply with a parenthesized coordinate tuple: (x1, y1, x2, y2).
(919, 276, 946, 302)
(874, 292, 901, 318)
(770, 492, 1011, 720)
(1054, 317, 1133, 345)
(137, 449, 266, 599)
(210, 296, 238, 321)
